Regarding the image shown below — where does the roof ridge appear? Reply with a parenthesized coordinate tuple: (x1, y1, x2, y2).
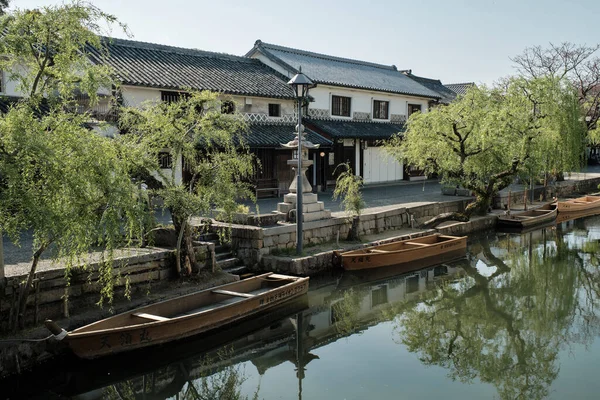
(100, 36, 256, 63)
(255, 40, 398, 71)
(446, 82, 475, 86)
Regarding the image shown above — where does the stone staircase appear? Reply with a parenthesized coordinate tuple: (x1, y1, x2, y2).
(197, 232, 249, 277)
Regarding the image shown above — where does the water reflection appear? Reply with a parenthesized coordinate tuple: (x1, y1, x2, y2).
(391, 219, 600, 400)
(6, 216, 600, 399)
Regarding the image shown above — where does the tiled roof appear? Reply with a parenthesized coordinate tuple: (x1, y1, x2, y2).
(403, 72, 457, 104)
(247, 41, 441, 100)
(87, 38, 295, 99)
(445, 83, 475, 96)
(305, 119, 405, 140)
(245, 123, 332, 148)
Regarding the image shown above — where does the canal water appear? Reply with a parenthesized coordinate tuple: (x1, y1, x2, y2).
(4, 215, 600, 399)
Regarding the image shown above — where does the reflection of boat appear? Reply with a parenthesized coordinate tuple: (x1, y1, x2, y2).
(45, 273, 309, 359)
(337, 234, 467, 270)
(556, 195, 600, 212)
(497, 202, 557, 231)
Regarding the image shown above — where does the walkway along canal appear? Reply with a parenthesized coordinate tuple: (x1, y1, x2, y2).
(5, 214, 600, 399)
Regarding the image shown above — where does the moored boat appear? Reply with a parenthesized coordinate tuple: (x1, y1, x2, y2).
(497, 202, 557, 230)
(336, 234, 467, 271)
(556, 195, 600, 212)
(45, 273, 309, 359)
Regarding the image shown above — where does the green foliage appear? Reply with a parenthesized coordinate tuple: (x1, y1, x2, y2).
(0, 3, 139, 326)
(0, 1, 127, 103)
(0, 105, 146, 309)
(385, 77, 586, 215)
(119, 91, 255, 272)
(332, 163, 365, 217)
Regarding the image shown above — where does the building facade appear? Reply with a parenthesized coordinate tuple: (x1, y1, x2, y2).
(246, 41, 443, 185)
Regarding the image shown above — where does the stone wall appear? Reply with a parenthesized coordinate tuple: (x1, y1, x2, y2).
(214, 199, 471, 268)
(0, 242, 214, 331)
(261, 214, 498, 275)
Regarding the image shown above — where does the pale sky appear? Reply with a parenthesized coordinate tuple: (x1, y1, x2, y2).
(12, 0, 600, 86)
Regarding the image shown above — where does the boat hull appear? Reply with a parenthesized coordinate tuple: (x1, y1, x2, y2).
(62, 273, 309, 359)
(556, 196, 600, 212)
(339, 234, 467, 271)
(497, 203, 557, 230)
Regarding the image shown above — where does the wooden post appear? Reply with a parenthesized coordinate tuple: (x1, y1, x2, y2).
(507, 190, 511, 213)
(524, 189, 528, 211)
(0, 229, 4, 282)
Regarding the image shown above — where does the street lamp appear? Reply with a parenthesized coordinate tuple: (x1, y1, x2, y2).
(288, 69, 314, 255)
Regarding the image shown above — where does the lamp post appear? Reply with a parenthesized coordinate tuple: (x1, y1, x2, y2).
(288, 70, 314, 255)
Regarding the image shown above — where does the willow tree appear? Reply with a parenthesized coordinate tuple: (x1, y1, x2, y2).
(332, 163, 365, 240)
(0, 3, 144, 329)
(118, 91, 255, 275)
(385, 76, 586, 220)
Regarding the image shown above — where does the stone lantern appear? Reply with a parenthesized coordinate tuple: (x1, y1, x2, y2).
(276, 124, 331, 222)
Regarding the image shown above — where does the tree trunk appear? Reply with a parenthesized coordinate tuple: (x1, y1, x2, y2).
(346, 216, 360, 241)
(15, 241, 50, 330)
(419, 212, 469, 229)
(173, 214, 197, 276)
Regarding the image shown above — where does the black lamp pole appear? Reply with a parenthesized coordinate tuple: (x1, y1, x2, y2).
(288, 70, 313, 256)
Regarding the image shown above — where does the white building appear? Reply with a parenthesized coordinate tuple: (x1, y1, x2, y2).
(246, 41, 443, 185)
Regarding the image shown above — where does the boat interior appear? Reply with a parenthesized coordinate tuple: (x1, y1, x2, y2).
(355, 235, 460, 254)
(72, 274, 300, 333)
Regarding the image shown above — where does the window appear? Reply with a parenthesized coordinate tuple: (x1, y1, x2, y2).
(221, 100, 235, 114)
(408, 104, 422, 117)
(158, 152, 173, 169)
(331, 95, 351, 117)
(268, 103, 281, 117)
(373, 100, 389, 119)
(161, 91, 188, 104)
(371, 286, 388, 308)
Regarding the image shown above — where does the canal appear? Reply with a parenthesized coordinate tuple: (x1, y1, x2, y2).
(4, 215, 600, 399)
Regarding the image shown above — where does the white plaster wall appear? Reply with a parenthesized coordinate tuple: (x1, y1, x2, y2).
(229, 95, 295, 117)
(308, 84, 429, 119)
(122, 86, 161, 108)
(250, 53, 294, 80)
(1, 65, 31, 97)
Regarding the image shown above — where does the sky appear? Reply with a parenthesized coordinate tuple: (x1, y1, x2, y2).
(12, 0, 600, 86)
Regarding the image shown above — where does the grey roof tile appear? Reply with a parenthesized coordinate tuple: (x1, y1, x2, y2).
(245, 123, 332, 148)
(249, 41, 441, 99)
(445, 83, 475, 96)
(403, 72, 457, 104)
(305, 119, 405, 140)
(88, 38, 295, 99)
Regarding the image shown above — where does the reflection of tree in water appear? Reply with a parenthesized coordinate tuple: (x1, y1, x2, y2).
(393, 229, 600, 400)
(101, 348, 259, 400)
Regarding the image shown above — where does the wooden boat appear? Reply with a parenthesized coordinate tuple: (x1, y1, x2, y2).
(45, 273, 309, 359)
(556, 195, 600, 212)
(336, 234, 467, 271)
(556, 208, 600, 224)
(497, 202, 557, 230)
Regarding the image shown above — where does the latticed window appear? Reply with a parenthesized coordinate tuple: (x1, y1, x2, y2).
(331, 95, 351, 117)
(158, 152, 172, 169)
(221, 100, 235, 114)
(408, 104, 422, 117)
(161, 91, 188, 104)
(373, 100, 389, 119)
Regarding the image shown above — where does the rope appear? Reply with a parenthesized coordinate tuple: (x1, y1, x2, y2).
(0, 334, 53, 344)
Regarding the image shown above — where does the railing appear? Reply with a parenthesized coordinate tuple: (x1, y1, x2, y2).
(71, 95, 120, 122)
(242, 112, 296, 124)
